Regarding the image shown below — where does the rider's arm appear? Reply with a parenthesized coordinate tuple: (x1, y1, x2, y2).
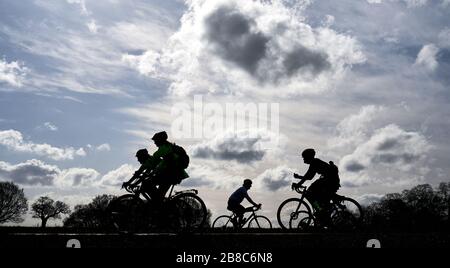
(126, 160, 152, 186)
(245, 193, 258, 207)
(302, 165, 316, 181)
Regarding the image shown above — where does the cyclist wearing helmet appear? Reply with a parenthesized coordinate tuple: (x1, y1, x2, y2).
(227, 179, 261, 226)
(123, 131, 189, 204)
(293, 148, 340, 222)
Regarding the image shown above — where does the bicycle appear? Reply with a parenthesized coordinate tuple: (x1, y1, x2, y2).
(212, 205, 272, 230)
(277, 180, 363, 231)
(108, 176, 207, 233)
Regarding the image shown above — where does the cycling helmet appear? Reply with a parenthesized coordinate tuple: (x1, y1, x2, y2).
(301, 148, 316, 159)
(135, 149, 149, 158)
(152, 131, 168, 142)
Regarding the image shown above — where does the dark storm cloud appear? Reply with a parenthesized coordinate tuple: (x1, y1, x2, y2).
(262, 177, 290, 192)
(0, 160, 58, 186)
(191, 133, 266, 163)
(376, 138, 402, 151)
(345, 161, 367, 172)
(204, 6, 331, 82)
(204, 6, 270, 75)
(193, 147, 265, 163)
(283, 46, 331, 76)
(372, 153, 420, 165)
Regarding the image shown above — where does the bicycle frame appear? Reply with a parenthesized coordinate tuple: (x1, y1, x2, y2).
(228, 208, 260, 228)
(125, 181, 199, 204)
(292, 183, 341, 213)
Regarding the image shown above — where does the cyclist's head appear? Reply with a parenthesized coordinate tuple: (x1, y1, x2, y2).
(135, 148, 150, 164)
(152, 131, 168, 147)
(301, 148, 316, 164)
(243, 179, 253, 189)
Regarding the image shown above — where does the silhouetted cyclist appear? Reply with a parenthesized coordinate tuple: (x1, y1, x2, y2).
(293, 148, 340, 225)
(123, 131, 189, 206)
(227, 179, 261, 226)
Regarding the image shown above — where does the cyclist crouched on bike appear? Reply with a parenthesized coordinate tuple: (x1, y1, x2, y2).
(123, 131, 189, 206)
(227, 179, 261, 226)
(293, 148, 340, 225)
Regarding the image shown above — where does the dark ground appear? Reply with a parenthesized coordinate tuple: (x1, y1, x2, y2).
(1, 227, 449, 249)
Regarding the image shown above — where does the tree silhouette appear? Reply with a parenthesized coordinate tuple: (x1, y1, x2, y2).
(363, 182, 450, 232)
(63, 195, 116, 229)
(31, 196, 71, 228)
(0, 182, 28, 224)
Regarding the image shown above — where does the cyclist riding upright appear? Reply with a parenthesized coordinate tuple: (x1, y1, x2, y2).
(123, 131, 189, 206)
(227, 179, 261, 226)
(293, 148, 340, 224)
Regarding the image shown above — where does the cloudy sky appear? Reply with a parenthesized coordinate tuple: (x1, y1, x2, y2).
(1, 0, 449, 226)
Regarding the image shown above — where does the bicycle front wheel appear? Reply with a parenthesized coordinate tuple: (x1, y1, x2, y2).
(277, 198, 313, 230)
(108, 194, 146, 233)
(212, 215, 234, 230)
(248, 216, 272, 229)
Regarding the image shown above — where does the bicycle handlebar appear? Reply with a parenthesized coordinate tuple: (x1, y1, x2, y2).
(291, 181, 307, 193)
(252, 204, 262, 211)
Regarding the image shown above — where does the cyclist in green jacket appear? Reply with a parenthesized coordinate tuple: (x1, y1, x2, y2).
(123, 131, 189, 204)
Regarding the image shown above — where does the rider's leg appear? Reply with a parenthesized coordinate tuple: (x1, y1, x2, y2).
(307, 180, 322, 212)
(142, 179, 158, 202)
(156, 182, 172, 203)
(235, 205, 246, 225)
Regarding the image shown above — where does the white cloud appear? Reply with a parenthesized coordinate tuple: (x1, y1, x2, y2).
(0, 58, 28, 87)
(122, 51, 161, 76)
(322, 15, 335, 27)
(183, 163, 241, 190)
(96, 143, 111, 152)
(87, 20, 99, 34)
(0, 129, 86, 161)
(402, 0, 429, 7)
(56, 168, 99, 187)
(43, 122, 58, 132)
(109, 21, 171, 51)
(328, 105, 384, 150)
(366, 0, 429, 7)
(339, 124, 431, 186)
(438, 28, 450, 48)
(0, 159, 132, 189)
(255, 165, 296, 192)
(100, 164, 135, 187)
(414, 44, 439, 71)
(66, 0, 89, 15)
(356, 193, 384, 206)
(124, 0, 365, 96)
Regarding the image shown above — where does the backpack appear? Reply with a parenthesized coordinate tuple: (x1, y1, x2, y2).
(328, 161, 341, 189)
(172, 143, 190, 169)
(328, 161, 339, 176)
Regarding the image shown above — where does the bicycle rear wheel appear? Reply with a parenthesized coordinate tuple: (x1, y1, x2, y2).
(330, 196, 363, 231)
(170, 193, 207, 231)
(277, 198, 313, 230)
(212, 215, 235, 230)
(108, 194, 147, 233)
(248, 216, 272, 229)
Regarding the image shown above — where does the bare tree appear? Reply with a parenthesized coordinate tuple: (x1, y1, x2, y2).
(0, 182, 28, 224)
(31, 196, 71, 228)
